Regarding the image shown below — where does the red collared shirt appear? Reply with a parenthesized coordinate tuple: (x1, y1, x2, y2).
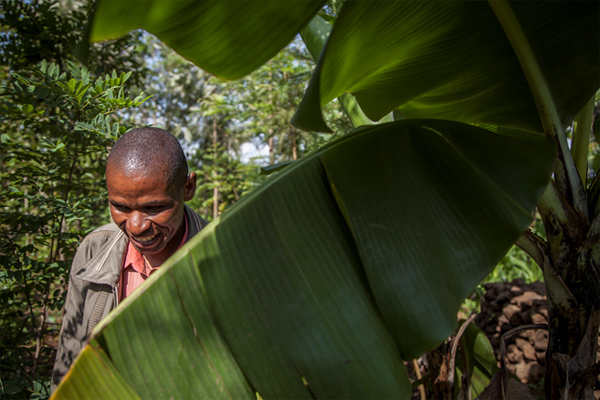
(119, 215, 188, 301)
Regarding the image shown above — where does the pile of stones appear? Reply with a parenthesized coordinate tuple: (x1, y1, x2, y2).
(474, 279, 548, 387)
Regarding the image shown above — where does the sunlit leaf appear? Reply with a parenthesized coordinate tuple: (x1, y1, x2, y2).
(53, 345, 140, 399)
(293, 1, 599, 133)
(91, 0, 326, 80)
(299, 14, 392, 130)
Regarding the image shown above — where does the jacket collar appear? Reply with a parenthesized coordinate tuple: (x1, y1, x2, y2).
(76, 205, 205, 285)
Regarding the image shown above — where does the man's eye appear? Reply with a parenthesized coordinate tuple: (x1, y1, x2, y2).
(146, 206, 165, 213)
(113, 205, 130, 212)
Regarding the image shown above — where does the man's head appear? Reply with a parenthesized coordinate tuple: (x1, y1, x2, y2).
(107, 127, 189, 189)
(106, 127, 196, 261)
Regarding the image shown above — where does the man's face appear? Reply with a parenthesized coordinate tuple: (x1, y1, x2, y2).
(106, 167, 196, 260)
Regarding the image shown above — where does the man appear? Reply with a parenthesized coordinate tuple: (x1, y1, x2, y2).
(51, 127, 208, 391)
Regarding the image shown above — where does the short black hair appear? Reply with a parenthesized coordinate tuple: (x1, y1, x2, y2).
(106, 127, 188, 189)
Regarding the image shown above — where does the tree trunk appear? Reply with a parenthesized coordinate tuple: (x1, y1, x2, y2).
(212, 118, 218, 148)
(212, 118, 219, 220)
(268, 135, 274, 165)
(538, 180, 600, 399)
(291, 129, 297, 161)
(213, 184, 219, 220)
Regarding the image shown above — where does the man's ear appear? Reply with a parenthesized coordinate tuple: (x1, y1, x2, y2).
(184, 172, 197, 201)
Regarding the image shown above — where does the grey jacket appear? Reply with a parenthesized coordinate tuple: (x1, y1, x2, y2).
(51, 205, 207, 392)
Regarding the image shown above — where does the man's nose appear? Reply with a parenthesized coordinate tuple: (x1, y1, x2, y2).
(126, 211, 150, 235)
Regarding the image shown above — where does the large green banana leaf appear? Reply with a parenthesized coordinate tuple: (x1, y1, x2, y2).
(90, 0, 326, 80)
(89, 1, 598, 133)
(292, 1, 599, 133)
(54, 120, 556, 399)
(300, 14, 393, 128)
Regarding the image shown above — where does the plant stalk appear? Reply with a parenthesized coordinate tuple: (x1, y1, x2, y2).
(571, 96, 595, 185)
(514, 229, 547, 270)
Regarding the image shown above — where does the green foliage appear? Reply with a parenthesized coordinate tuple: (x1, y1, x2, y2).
(89, 0, 327, 81)
(453, 322, 499, 399)
(198, 40, 352, 165)
(126, 34, 211, 142)
(488, 213, 546, 284)
(2, 0, 595, 398)
(0, 60, 146, 399)
(128, 35, 351, 167)
(0, 0, 149, 88)
(293, 1, 598, 134)
(489, 245, 544, 285)
(188, 145, 263, 222)
(225, 41, 352, 163)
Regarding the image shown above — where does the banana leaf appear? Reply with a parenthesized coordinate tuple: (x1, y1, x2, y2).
(300, 14, 393, 129)
(292, 1, 599, 133)
(454, 322, 500, 399)
(54, 119, 555, 399)
(90, 0, 327, 80)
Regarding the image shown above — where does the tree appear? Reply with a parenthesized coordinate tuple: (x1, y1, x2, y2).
(123, 35, 212, 142)
(0, 0, 149, 89)
(179, 38, 351, 219)
(0, 2, 149, 398)
(225, 40, 352, 164)
(54, 1, 599, 399)
(187, 145, 261, 222)
(0, 61, 147, 399)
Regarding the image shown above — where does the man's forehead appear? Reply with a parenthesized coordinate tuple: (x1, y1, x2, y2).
(106, 164, 169, 183)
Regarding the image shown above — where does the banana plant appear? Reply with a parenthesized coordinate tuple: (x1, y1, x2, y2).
(56, 1, 599, 398)
(54, 119, 555, 399)
(292, 2, 599, 397)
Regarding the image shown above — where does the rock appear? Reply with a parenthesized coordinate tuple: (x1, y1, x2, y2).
(511, 291, 539, 307)
(495, 291, 511, 304)
(535, 351, 546, 365)
(531, 298, 547, 309)
(526, 363, 545, 384)
(518, 310, 532, 325)
(503, 304, 521, 321)
(513, 361, 530, 382)
(474, 279, 550, 393)
(530, 281, 545, 294)
(518, 327, 535, 340)
(530, 312, 546, 325)
(507, 344, 524, 363)
(533, 330, 548, 351)
(515, 338, 536, 361)
(510, 285, 524, 295)
(509, 311, 524, 326)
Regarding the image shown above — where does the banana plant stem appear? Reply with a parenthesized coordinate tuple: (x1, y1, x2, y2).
(572, 96, 595, 185)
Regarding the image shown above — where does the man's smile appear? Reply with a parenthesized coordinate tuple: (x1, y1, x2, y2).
(130, 233, 161, 248)
(133, 234, 158, 243)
